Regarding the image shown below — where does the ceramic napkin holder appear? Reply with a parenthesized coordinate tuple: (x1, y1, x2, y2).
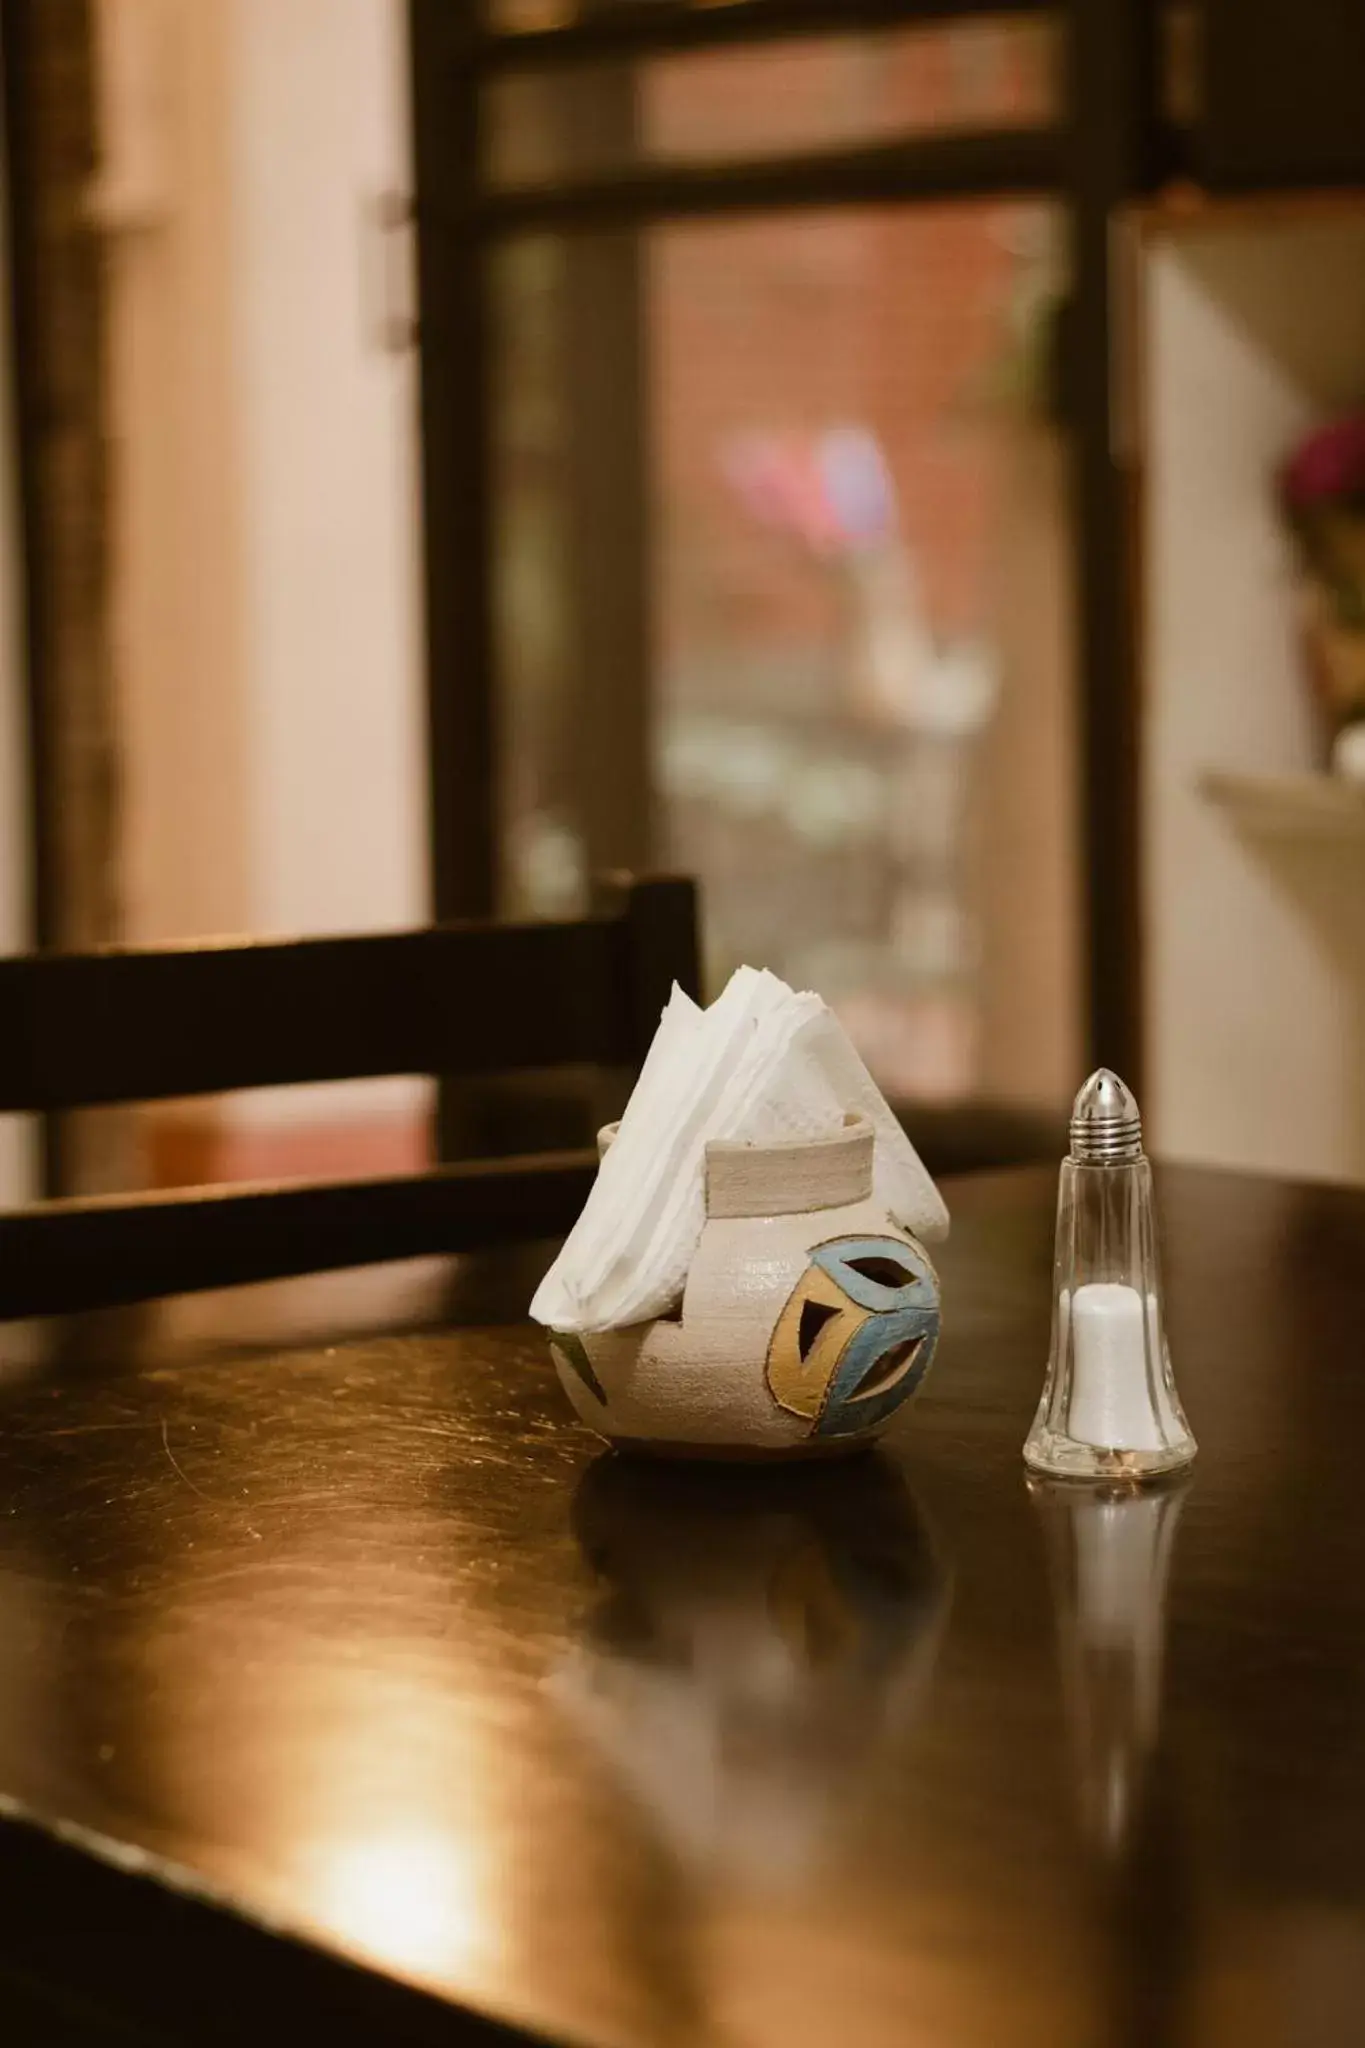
(549, 1112, 941, 1460)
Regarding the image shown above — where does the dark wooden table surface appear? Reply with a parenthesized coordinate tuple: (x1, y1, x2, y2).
(2, 1163, 1364, 2048)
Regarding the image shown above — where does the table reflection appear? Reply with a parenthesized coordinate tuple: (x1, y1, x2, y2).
(1029, 1477, 1190, 1857)
(556, 1454, 950, 1887)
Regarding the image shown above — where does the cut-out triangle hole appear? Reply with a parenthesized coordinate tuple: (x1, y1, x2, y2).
(848, 1254, 915, 1290)
(798, 1298, 840, 1360)
(847, 1336, 923, 1403)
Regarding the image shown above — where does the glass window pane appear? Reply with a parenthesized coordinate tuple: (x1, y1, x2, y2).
(493, 200, 1082, 1114)
(485, 18, 1058, 188)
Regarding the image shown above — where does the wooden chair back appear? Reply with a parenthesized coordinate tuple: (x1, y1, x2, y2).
(0, 875, 699, 1317)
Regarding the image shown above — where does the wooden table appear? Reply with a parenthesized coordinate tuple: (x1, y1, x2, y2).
(2, 1164, 1364, 2047)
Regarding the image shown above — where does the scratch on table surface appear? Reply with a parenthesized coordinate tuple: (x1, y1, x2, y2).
(47, 1421, 165, 1438)
(160, 1416, 214, 1503)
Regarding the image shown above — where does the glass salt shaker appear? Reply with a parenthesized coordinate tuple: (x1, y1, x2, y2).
(1023, 1070, 1197, 1482)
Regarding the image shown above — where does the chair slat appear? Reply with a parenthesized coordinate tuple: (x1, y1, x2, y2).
(0, 916, 634, 1112)
(0, 1152, 598, 1319)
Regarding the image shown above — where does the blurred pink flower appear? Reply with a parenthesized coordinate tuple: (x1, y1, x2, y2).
(719, 431, 845, 555)
(718, 427, 899, 557)
(1280, 414, 1365, 513)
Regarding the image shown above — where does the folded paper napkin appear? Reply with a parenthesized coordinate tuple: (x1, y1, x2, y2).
(530, 966, 948, 1334)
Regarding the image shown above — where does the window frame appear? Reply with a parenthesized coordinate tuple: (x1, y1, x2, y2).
(414, 0, 1161, 1100)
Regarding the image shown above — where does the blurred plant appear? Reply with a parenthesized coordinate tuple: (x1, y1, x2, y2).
(975, 205, 1066, 424)
(1278, 413, 1365, 774)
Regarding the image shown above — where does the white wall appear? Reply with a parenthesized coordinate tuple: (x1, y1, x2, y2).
(233, 0, 426, 944)
(97, 0, 428, 1151)
(1144, 214, 1365, 1181)
(96, 0, 253, 946)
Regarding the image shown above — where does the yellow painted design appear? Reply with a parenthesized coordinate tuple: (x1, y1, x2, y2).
(765, 1264, 870, 1422)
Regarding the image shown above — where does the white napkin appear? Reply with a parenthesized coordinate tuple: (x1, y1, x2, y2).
(531, 968, 948, 1335)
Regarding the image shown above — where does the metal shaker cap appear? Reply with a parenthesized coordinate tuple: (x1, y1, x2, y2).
(1069, 1069, 1143, 1165)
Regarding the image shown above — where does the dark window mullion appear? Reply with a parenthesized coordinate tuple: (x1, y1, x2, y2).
(468, 128, 1062, 237)
(552, 25, 654, 883)
(475, 0, 1043, 75)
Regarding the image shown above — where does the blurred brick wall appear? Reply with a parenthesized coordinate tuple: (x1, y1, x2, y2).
(647, 20, 1055, 672)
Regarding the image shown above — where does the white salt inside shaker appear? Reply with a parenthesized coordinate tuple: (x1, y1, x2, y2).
(1066, 1284, 1164, 1451)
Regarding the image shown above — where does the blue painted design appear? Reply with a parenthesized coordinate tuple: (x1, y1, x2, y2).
(799, 1234, 941, 1438)
(811, 1237, 938, 1315)
(818, 1303, 939, 1437)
